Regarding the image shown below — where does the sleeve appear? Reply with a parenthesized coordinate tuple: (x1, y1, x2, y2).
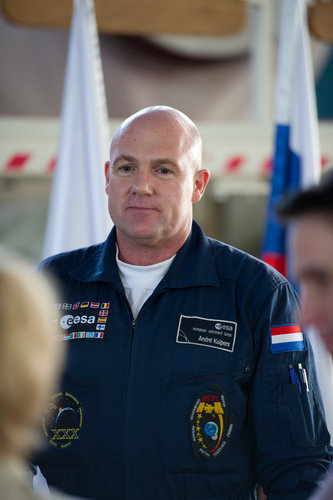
(251, 281, 333, 500)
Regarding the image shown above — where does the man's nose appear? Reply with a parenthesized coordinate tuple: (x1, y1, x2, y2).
(131, 169, 153, 195)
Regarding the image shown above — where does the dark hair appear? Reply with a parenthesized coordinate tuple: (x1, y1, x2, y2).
(277, 168, 333, 220)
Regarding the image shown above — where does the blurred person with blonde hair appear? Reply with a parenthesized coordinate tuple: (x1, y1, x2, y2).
(0, 251, 79, 500)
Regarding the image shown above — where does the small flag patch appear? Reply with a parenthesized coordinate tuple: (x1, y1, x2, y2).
(270, 324, 305, 353)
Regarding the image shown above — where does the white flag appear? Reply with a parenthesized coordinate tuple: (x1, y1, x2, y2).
(42, 0, 111, 259)
(262, 0, 333, 440)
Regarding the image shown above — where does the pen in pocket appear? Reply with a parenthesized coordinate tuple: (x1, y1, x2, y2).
(298, 363, 310, 392)
(289, 364, 302, 394)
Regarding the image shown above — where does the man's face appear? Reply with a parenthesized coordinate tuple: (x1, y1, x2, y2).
(291, 214, 333, 353)
(105, 112, 208, 256)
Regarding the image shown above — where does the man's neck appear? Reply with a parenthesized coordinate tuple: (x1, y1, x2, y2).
(116, 232, 189, 266)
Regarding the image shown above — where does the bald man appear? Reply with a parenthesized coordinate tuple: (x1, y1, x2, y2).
(37, 107, 331, 500)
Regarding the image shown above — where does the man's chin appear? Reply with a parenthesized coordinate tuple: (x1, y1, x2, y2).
(122, 228, 163, 246)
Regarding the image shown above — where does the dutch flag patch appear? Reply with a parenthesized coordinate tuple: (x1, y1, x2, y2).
(270, 324, 306, 354)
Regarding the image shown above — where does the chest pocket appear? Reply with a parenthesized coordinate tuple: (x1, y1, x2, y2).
(158, 362, 254, 498)
(160, 362, 254, 462)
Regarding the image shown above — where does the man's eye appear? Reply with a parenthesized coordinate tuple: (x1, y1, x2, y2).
(119, 165, 133, 173)
(157, 167, 171, 175)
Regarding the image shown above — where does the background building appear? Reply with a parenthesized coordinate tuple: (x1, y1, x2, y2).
(0, 0, 332, 262)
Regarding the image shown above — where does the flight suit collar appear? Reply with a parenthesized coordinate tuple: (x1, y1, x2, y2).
(70, 221, 220, 289)
(163, 221, 220, 289)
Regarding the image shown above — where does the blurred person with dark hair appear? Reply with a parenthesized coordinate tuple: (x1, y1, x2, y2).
(0, 251, 80, 500)
(278, 168, 333, 500)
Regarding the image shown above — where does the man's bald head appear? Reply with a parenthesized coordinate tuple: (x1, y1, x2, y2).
(104, 105, 210, 264)
(110, 106, 203, 172)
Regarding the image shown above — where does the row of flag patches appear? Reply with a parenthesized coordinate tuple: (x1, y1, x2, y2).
(54, 302, 110, 310)
(55, 331, 105, 341)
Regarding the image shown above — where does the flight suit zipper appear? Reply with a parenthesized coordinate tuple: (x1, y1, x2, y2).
(122, 288, 166, 498)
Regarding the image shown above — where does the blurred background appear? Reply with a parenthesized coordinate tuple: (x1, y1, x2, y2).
(0, 0, 332, 262)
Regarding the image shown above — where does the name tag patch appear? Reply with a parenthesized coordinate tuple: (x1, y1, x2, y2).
(176, 315, 237, 353)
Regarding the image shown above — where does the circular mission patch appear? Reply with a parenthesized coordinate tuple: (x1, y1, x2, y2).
(189, 385, 233, 460)
(42, 392, 83, 449)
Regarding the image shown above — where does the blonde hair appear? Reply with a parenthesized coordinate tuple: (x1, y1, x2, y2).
(0, 251, 65, 457)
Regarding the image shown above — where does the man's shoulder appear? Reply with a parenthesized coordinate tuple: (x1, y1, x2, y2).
(191, 222, 289, 294)
(39, 242, 104, 276)
(207, 235, 289, 294)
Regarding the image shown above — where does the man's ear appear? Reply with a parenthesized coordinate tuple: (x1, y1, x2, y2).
(192, 169, 210, 203)
(104, 161, 110, 195)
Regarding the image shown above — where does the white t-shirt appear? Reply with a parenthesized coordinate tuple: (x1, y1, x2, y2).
(116, 249, 176, 319)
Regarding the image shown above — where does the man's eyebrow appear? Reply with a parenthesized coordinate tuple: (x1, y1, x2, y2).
(151, 158, 179, 168)
(112, 154, 137, 166)
(299, 267, 329, 281)
(112, 155, 179, 169)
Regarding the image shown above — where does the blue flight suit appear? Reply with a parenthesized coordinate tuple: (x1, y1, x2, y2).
(37, 221, 332, 500)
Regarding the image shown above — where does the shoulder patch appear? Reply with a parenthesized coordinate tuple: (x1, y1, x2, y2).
(270, 324, 306, 353)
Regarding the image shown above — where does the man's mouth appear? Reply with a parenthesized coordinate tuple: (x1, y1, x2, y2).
(127, 205, 158, 212)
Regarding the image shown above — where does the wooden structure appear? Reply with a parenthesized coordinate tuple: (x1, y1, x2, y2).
(308, 0, 333, 42)
(1, 0, 247, 36)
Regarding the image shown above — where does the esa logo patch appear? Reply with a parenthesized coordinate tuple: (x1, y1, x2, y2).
(42, 392, 83, 449)
(53, 301, 110, 341)
(189, 386, 233, 460)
